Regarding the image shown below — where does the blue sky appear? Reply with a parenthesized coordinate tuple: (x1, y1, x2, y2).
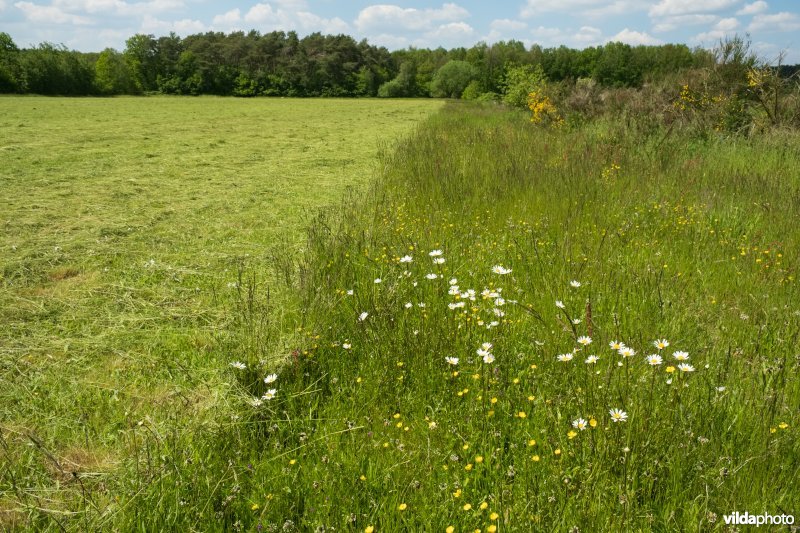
(1, 0, 798, 62)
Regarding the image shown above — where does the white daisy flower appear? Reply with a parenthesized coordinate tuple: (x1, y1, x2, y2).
(342, 343, 351, 350)
(572, 318, 582, 325)
(609, 340, 625, 350)
(374, 278, 382, 284)
(346, 289, 354, 295)
(476, 348, 491, 358)
(404, 302, 413, 308)
(609, 408, 628, 422)
(491, 265, 512, 275)
(618, 347, 636, 358)
(556, 300, 565, 309)
(429, 250, 444, 257)
(449, 278, 458, 285)
(570, 280, 581, 288)
(249, 397, 263, 407)
(448, 286, 460, 295)
(677, 363, 695, 373)
(482, 353, 495, 364)
(448, 302, 465, 309)
(673, 351, 689, 361)
(262, 389, 277, 400)
(557, 353, 574, 362)
(653, 339, 669, 350)
(585, 355, 599, 364)
(229, 361, 246, 370)
(433, 257, 445, 264)
(646, 354, 663, 366)
(577, 336, 592, 346)
(358, 312, 369, 321)
(399, 255, 413, 263)
(264, 374, 278, 384)
(445, 357, 459, 365)
(572, 418, 588, 430)
(426, 273, 438, 280)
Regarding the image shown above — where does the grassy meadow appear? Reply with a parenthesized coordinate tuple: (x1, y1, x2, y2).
(0, 96, 441, 529)
(1, 96, 799, 531)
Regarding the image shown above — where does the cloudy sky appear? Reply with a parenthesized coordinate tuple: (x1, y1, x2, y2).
(1, 0, 798, 62)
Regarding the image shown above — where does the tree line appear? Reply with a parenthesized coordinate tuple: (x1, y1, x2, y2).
(0, 29, 789, 98)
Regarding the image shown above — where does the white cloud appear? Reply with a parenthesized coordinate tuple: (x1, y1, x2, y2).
(649, 0, 741, 17)
(585, 0, 650, 17)
(243, 2, 349, 34)
(652, 13, 718, 32)
(51, 0, 183, 17)
(355, 3, 469, 33)
(14, 1, 92, 24)
(490, 18, 527, 32)
(212, 8, 240, 28)
(608, 28, 663, 45)
(521, 0, 604, 16)
(573, 25, 602, 44)
(423, 21, 474, 47)
(530, 25, 603, 46)
(736, 1, 767, 15)
(748, 11, 800, 32)
(140, 13, 204, 34)
(693, 16, 741, 41)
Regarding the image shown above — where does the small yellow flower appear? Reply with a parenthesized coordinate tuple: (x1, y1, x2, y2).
(365, 527, 374, 533)
(490, 397, 498, 404)
(589, 418, 597, 428)
(453, 488, 462, 498)
(463, 443, 470, 450)
(770, 427, 777, 434)
(666, 366, 676, 373)
(289, 459, 296, 465)
(398, 503, 407, 511)
(356, 377, 362, 383)
(531, 454, 540, 462)
(490, 512, 499, 520)
(528, 439, 536, 446)
(554, 449, 561, 455)
(527, 395, 535, 401)
(517, 411, 527, 418)
(475, 455, 484, 463)
(778, 422, 789, 429)
(360, 474, 366, 481)
(567, 430, 577, 439)
(480, 501, 488, 510)
(513, 378, 520, 384)
(393, 413, 401, 419)
(446, 527, 455, 533)
(487, 526, 497, 533)
(251, 503, 259, 511)
(465, 463, 473, 471)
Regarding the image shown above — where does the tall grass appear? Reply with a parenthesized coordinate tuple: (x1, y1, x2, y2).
(5, 100, 798, 530)
(104, 101, 799, 531)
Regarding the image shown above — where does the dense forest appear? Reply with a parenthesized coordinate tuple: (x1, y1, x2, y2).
(0, 29, 737, 97)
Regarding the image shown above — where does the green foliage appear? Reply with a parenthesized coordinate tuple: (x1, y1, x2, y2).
(378, 61, 420, 97)
(430, 59, 478, 98)
(94, 48, 138, 95)
(18, 43, 95, 95)
(460, 79, 484, 100)
(501, 63, 546, 108)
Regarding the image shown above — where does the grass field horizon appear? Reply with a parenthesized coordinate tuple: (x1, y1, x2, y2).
(1, 96, 799, 531)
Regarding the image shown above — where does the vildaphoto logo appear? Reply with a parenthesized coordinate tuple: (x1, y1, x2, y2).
(723, 512, 795, 526)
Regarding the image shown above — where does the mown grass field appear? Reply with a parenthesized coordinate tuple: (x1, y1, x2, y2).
(0, 96, 441, 529)
(1, 97, 799, 532)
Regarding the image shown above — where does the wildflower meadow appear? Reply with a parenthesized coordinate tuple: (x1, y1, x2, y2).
(1, 95, 798, 530)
